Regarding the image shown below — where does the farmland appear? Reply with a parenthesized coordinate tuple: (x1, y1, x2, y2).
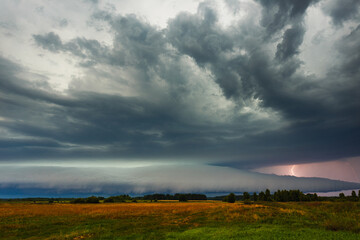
(0, 201, 359, 239)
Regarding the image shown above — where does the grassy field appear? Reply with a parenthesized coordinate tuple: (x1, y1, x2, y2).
(0, 201, 359, 239)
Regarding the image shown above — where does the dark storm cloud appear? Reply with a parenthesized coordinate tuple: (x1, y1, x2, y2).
(275, 24, 305, 61)
(336, 24, 360, 77)
(167, 4, 231, 64)
(0, 54, 232, 160)
(34, 13, 166, 68)
(166, 3, 245, 99)
(33, 32, 111, 66)
(255, 0, 319, 64)
(257, 0, 317, 35)
(0, 0, 359, 173)
(323, 0, 360, 26)
(256, 0, 318, 62)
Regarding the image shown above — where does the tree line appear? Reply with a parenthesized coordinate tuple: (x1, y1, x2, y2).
(3, 190, 358, 204)
(70, 193, 207, 203)
(223, 189, 360, 203)
(142, 193, 207, 201)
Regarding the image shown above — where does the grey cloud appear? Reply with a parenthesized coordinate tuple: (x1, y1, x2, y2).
(167, 5, 245, 100)
(109, 14, 167, 67)
(167, 6, 232, 64)
(323, 0, 360, 26)
(34, 14, 165, 69)
(336, 24, 360, 77)
(33, 32, 62, 52)
(257, 0, 316, 63)
(59, 18, 68, 28)
(83, 0, 99, 4)
(225, 0, 241, 14)
(33, 32, 111, 66)
(275, 24, 305, 61)
(257, 0, 317, 35)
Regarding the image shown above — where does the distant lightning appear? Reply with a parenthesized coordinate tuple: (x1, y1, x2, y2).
(290, 165, 296, 176)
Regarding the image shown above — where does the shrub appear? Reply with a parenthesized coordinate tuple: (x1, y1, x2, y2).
(224, 193, 236, 203)
(104, 197, 115, 203)
(243, 199, 252, 205)
(72, 198, 86, 204)
(86, 196, 100, 203)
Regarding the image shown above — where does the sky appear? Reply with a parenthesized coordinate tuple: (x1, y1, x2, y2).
(0, 0, 359, 197)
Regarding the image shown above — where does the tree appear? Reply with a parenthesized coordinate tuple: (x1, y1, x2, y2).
(86, 196, 100, 203)
(258, 191, 265, 201)
(313, 193, 318, 201)
(351, 191, 357, 201)
(273, 190, 279, 201)
(265, 189, 271, 201)
(339, 193, 345, 199)
(243, 192, 250, 200)
(253, 192, 258, 201)
(178, 194, 188, 202)
(225, 193, 236, 203)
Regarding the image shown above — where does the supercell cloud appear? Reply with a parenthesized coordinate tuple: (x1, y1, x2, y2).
(0, 0, 359, 196)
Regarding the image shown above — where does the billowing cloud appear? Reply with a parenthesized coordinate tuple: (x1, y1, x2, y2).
(322, 0, 360, 26)
(0, 0, 359, 195)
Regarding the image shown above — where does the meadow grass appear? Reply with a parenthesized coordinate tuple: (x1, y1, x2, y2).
(0, 201, 359, 239)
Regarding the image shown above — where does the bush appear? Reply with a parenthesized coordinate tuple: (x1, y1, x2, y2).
(104, 197, 115, 203)
(224, 193, 236, 203)
(72, 198, 86, 204)
(244, 199, 252, 205)
(86, 196, 100, 203)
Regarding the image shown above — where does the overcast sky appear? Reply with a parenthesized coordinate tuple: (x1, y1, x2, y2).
(0, 0, 359, 197)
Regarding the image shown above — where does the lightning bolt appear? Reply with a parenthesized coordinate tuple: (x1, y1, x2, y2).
(290, 165, 296, 176)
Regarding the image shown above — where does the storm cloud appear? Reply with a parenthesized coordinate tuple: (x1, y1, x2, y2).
(322, 0, 360, 26)
(0, 0, 359, 195)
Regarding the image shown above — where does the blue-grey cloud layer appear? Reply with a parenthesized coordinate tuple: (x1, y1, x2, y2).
(0, 0, 359, 194)
(1, 164, 359, 197)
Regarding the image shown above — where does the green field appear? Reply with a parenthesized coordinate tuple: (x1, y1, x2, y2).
(0, 201, 359, 239)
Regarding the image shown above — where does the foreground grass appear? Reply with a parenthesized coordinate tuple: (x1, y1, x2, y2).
(0, 201, 359, 239)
